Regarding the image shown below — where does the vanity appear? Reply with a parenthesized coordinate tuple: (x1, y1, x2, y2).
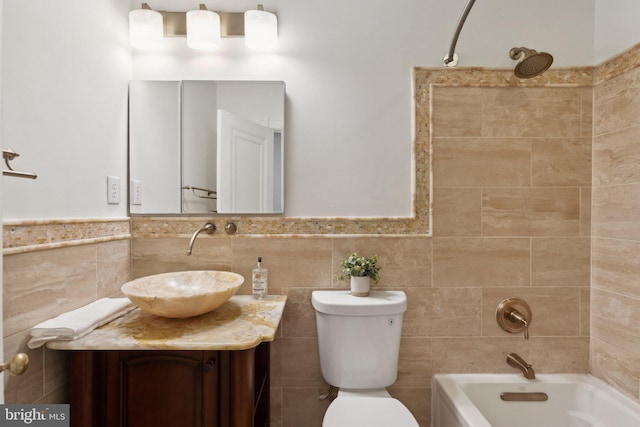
(48, 295, 286, 427)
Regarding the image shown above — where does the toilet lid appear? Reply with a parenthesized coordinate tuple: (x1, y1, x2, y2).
(323, 396, 419, 427)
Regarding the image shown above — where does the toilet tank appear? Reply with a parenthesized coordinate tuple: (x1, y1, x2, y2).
(312, 290, 407, 389)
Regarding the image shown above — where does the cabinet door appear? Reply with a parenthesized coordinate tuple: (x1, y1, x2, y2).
(69, 347, 269, 427)
(118, 351, 219, 427)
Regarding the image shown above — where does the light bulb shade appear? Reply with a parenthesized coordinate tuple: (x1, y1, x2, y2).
(244, 9, 277, 51)
(129, 9, 163, 49)
(187, 10, 221, 51)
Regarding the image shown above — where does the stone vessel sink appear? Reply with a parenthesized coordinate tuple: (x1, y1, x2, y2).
(121, 271, 244, 318)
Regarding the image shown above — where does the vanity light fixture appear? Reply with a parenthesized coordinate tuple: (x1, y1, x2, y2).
(186, 5, 221, 51)
(129, 3, 163, 50)
(244, 5, 278, 51)
(129, 3, 278, 52)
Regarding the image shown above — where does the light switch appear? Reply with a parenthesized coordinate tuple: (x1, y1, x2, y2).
(131, 179, 142, 205)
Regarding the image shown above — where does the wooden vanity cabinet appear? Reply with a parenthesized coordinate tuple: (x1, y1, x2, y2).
(69, 342, 270, 427)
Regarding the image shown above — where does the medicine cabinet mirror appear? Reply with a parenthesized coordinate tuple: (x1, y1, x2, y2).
(129, 80, 285, 215)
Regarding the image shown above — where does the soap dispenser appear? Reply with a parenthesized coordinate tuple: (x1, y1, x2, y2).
(252, 257, 268, 300)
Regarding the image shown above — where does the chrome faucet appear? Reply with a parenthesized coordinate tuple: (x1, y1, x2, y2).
(506, 353, 536, 380)
(186, 223, 215, 255)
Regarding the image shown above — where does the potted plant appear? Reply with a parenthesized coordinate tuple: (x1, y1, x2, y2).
(336, 253, 381, 297)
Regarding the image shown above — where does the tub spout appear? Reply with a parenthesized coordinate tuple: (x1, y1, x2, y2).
(506, 353, 535, 380)
(186, 223, 215, 255)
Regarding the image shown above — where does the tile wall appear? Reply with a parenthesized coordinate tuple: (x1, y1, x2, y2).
(2, 220, 131, 403)
(590, 47, 640, 400)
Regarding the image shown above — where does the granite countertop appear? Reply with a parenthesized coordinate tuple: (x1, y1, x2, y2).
(47, 295, 287, 351)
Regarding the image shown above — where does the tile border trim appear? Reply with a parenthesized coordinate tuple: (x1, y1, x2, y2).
(3, 218, 131, 253)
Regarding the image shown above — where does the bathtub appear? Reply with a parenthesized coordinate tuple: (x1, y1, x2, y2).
(432, 374, 640, 427)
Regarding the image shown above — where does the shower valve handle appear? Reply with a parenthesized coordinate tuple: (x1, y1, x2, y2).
(496, 298, 532, 341)
(508, 309, 529, 340)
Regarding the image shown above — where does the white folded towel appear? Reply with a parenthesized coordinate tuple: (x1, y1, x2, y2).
(28, 297, 135, 348)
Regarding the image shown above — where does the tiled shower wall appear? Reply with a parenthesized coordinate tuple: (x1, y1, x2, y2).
(590, 51, 640, 400)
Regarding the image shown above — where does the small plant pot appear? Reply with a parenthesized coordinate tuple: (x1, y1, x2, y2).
(350, 276, 370, 297)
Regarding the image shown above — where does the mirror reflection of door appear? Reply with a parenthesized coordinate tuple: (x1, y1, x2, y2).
(217, 110, 275, 214)
(128, 80, 285, 215)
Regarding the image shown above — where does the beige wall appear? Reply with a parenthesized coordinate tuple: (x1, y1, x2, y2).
(4, 46, 640, 426)
(591, 51, 640, 400)
(2, 221, 131, 404)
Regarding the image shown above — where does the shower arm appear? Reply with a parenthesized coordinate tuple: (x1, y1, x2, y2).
(443, 0, 477, 66)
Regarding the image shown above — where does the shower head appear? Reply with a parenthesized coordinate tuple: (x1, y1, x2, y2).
(509, 47, 553, 78)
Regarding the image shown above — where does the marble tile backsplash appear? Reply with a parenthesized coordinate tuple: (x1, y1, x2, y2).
(2, 221, 131, 404)
(4, 43, 640, 426)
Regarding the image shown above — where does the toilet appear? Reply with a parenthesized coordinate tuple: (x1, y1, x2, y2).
(312, 290, 419, 427)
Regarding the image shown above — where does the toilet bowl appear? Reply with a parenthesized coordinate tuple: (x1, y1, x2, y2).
(323, 389, 418, 427)
(312, 290, 419, 427)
